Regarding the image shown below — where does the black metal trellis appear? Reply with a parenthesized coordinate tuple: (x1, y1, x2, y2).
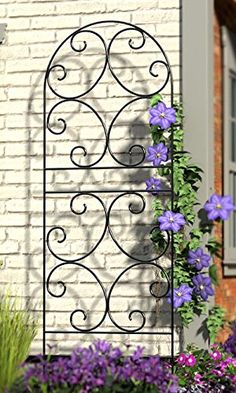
(43, 20, 175, 359)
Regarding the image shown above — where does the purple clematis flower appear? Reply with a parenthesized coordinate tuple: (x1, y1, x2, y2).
(158, 210, 185, 232)
(192, 274, 214, 301)
(145, 177, 161, 195)
(204, 193, 235, 221)
(146, 143, 168, 166)
(167, 284, 193, 308)
(187, 248, 211, 271)
(149, 102, 176, 129)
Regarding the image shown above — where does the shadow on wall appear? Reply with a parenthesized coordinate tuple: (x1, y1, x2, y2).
(24, 27, 183, 355)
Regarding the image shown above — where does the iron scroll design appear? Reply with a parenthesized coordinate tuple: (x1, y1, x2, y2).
(43, 20, 175, 358)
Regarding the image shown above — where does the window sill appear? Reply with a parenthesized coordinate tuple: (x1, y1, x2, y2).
(223, 261, 236, 277)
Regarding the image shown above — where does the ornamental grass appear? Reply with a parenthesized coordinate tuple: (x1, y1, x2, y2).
(0, 290, 38, 393)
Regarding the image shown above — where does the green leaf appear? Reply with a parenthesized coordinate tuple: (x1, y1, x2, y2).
(206, 306, 225, 343)
(150, 94, 163, 107)
(209, 264, 219, 285)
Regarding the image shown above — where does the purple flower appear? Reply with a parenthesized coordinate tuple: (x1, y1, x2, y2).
(158, 210, 186, 232)
(187, 248, 211, 271)
(223, 321, 236, 356)
(149, 102, 176, 129)
(192, 274, 214, 301)
(204, 193, 235, 220)
(210, 350, 222, 361)
(146, 143, 168, 166)
(176, 353, 187, 365)
(145, 177, 161, 195)
(185, 354, 196, 367)
(168, 284, 193, 308)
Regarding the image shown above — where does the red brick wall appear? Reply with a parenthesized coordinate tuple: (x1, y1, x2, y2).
(214, 10, 236, 342)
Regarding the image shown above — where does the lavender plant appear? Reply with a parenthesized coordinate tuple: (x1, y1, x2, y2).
(147, 94, 235, 341)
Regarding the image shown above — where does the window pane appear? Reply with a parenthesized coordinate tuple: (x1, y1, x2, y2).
(229, 172, 236, 247)
(231, 121, 236, 162)
(231, 77, 236, 118)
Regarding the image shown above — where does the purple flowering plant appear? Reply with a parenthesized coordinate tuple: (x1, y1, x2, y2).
(146, 143, 168, 166)
(19, 340, 178, 393)
(145, 177, 161, 195)
(174, 344, 236, 392)
(223, 321, 236, 357)
(147, 94, 235, 339)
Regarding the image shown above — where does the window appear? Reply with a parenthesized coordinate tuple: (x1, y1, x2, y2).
(223, 26, 236, 275)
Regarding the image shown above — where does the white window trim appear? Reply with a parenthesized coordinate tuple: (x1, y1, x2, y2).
(223, 26, 236, 276)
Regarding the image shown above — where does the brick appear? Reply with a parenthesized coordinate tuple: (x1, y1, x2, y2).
(159, 0, 180, 9)
(0, 213, 28, 226)
(0, 157, 29, 170)
(7, 18, 30, 31)
(0, 45, 29, 59)
(8, 30, 55, 45)
(106, 0, 158, 11)
(0, 240, 19, 254)
(31, 15, 80, 30)
(8, 3, 55, 17)
(55, 2, 106, 15)
(132, 9, 179, 24)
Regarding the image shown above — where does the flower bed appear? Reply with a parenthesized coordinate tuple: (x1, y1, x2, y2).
(9, 339, 236, 393)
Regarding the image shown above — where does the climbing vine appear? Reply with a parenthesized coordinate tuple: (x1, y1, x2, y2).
(146, 94, 233, 341)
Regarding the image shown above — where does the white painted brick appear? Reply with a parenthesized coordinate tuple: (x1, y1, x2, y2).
(0, 45, 30, 59)
(7, 58, 48, 72)
(7, 18, 31, 31)
(5, 143, 27, 156)
(106, 0, 158, 11)
(159, 0, 180, 9)
(8, 87, 31, 100)
(0, 89, 7, 102)
(0, 213, 28, 226)
(0, 5, 7, 17)
(55, 2, 106, 15)
(8, 3, 55, 17)
(31, 15, 81, 30)
(0, 116, 5, 129)
(8, 30, 55, 45)
(0, 74, 31, 89)
(0, 240, 19, 254)
(4, 171, 27, 184)
(156, 22, 180, 36)
(132, 9, 179, 24)
(0, 185, 27, 200)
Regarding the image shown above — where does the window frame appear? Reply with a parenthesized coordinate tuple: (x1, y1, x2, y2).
(223, 26, 236, 275)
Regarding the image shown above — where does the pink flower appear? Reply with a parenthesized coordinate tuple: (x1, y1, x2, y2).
(177, 353, 187, 365)
(224, 357, 234, 364)
(231, 375, 236, 383)
(194, 373, 203, 384)
(210, 350, 222, 361)
(212, 369, 223, 377)
(185, 354, 196, 367)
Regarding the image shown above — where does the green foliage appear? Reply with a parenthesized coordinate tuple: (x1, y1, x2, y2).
(207, 306, 225, 344)
(0, 290, 38, 393)
(149, 93, 226, 339)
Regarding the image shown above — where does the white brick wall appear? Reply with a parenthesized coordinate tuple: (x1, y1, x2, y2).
(0, 0, 181, 356)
